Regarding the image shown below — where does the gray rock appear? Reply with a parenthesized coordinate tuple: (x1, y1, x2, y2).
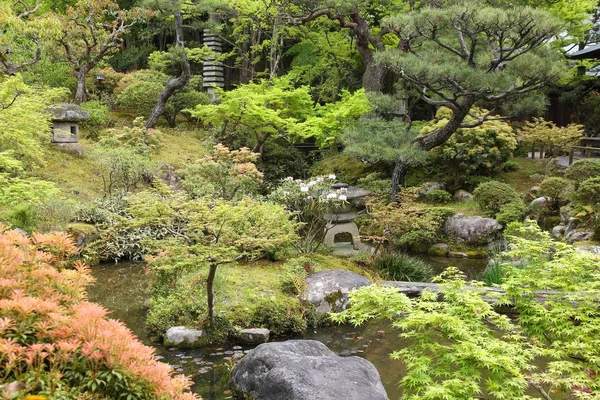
(165, 326, 206, 346)
(560, 205, 573, 224)
(305, 270, 371, 316)
(529, 186, 540, 196)
(575, 244, 600, 254)
(53, 143, 85, 157)
(444, 214, 503, 245)
(231, 340, 388, 400)
(564, 217, 580, 238)
(453, 189, 474, 202)
(235, 328, 270, 344)
(529, 197, 551, 212)
(10, 228, 27, 237)
(552, 225, 566, 239)
(565, 230, 594, 244)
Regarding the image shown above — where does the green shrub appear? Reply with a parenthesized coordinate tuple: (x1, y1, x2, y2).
(395, 229, 438, 253)
(496, 201, 525, 225)
(473, 180, 522, 217)
(423, 189, 453, 204)
(3, 203, 37, 232)
(312, 152, 373, 185)
(248, 296, 311, 335)
(374, 252, 434, 282)
(502, 160, 520, 172)
(565, 159, 600, 186)
(538, 176, 573, 205)
(575, 177, 600, 205)
(80, 100, 110, 138)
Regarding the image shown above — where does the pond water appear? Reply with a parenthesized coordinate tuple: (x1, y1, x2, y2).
(87, 257, 487, 399)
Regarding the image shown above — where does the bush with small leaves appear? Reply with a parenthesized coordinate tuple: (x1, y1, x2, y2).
(423, 189, 453, 204)
(538, 176, 573, 207)
(565, 158, 600, 186)
(473, 180, 522, 217)
(495, 200, 525, 225)
(575, 177, 600, 206)
(80, 100, 110, 134)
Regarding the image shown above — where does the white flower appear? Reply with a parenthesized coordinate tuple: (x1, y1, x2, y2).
(326, 193, 337, 199)
(300, 186, 309, 193)
(307, 180, 317, 187)
(306, 196, 313, 200)
(295, 179, 303, 184)
(284, 176, 293, 181)
(316, 177, 324, 182)
(283, 191, 289, 196)
(338, 195, 347, 201)
(328, 174, 336, 180)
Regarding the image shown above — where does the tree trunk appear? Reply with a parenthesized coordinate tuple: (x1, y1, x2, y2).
(206, 263, 218, 326)
(74, 69, 88, 104)
(391, 159, 409, 202)
(146, 5, 191, 129)
(351, 12, 386, 93)
(413, 101, 474, 151)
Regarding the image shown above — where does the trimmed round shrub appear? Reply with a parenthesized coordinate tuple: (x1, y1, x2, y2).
(575, 177, 600, 205)
(565, 159, 600, 186)
(423, 189, 453, 204)
(81, 100, 110, 138)
(538, 177, 573, 204)
(374, 252, 434, 282)
(473, 180, 522, 216)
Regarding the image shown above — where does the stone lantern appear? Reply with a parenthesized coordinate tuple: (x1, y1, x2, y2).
(49, 103, 89, 143)
(48, 103, 89, 156)
(323, 183, 371, 250)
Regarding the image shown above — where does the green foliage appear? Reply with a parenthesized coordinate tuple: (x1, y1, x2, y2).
(381, 2, 565, 120)
(373, 252, 433, 282)
(335, 219, 600, 399)
(425, 107, 517, 183)
(423, 189, 453, 204)
(575, 177, 600, 206)
(187, 78, 371, 148)
(278, 256, 314, 295)
(538, 176, 573, 205)
(482, 260, 505, 285)
(473, 180, 522, 217)
(495, 200, 525, 225)
(116, 71, 209, 126)
(565, 158, 600, 186)
(311, 152, 373, 185)
(178, 144, 262, 200)
(286, 28, 362, 102)
(343, 117, 427, 165)
(502, 160, 520, 172)
(80, 100, 110, 137)
(359, 188, 453, 253)
(99, 117, 162, 155)
(90, 147, 157, 197)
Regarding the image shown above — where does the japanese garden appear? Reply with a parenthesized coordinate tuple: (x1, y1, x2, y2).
(3, 0, 600, 399)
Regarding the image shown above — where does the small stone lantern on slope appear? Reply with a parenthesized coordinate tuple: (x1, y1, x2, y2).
(48, 103, 89, 156)
(323, 183, 371, 250)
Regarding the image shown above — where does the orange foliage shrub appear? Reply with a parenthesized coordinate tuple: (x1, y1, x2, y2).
(0, 228, 199, 399)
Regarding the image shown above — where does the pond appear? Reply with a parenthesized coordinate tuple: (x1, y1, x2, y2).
(87, 256, 487, 399)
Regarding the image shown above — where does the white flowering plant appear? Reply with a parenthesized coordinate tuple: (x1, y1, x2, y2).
(269, 175, 350, 253)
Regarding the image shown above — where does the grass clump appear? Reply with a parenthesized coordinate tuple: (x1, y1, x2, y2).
(374, 252, 434, 282)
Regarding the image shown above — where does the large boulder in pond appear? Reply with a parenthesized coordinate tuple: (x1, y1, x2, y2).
(165, 326, 206, 347)
(444, 214, 503, 245)
(305, 270, 370, 316)
(231, 340, 388, 400)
